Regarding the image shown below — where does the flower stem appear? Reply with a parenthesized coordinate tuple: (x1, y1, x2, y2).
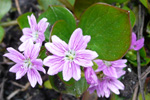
(0, 20, 18, 27)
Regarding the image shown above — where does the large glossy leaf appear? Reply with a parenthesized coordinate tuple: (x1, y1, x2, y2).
(49, 75, 88, 97)
(0, 0, 11, 20)
(37, 0, 62, 10)
(78, 3, 131, 61)
(0, 26, 5, 43)
(101, 0, 128, 4)
(50, 20, 74, 43)
(38, 6, 76, 41)
(17, 12, 32, 29)
(74, 0, 128, 18)
(74, 0, 100, 18)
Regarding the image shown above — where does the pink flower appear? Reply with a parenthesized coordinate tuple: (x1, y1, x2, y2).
(43, 28, 98, 81)
(130, 32, 144, 51)
(4, 41, 46, 87)
(84, 67, 98, 85)
(19, 14, 49, 51)
(94, 59, 127, 78)
(88, 76, 124, 98)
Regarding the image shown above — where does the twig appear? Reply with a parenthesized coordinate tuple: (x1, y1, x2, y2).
(15, 0, 22, 15)
(137, 4, 145, 100)
(132, 83, 139, 100)
(141, 66, 150, 80)
(0, 79, 7, 100)
(11, 81, 24, 88)
(6, 82, 30, 100)
(0, 20, 18, 27)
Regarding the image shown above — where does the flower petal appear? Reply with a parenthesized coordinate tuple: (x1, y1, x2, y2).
(43, 56, 64, 75)
(63, 61, 73, 81)
(30, 43, 41, 59)
(4, 48, 24, 63)
(22, 28, 32, 35)
(74, 50, 98, 67)
(27, 69, 42, 87)
(72, 62, 81, 81)
(28, 14, 37, 31)
(24, 40, 40, 59)
(19, 39, 32, 51)
(20, 35, 32, 42)
(45, 36, 68, 56)
(16, 69, 27, 80)
(131, 32, 136, 45)
(68, 28, 91, 51)
(9, 64, 22, 73)
(112, 79, 124, 90)
(32, 59, 45, 74)
(103, 67, 118, 78)
(38, 18, 49, 32)
(107, 82, 120, 95)
(134, 38, 144, 50)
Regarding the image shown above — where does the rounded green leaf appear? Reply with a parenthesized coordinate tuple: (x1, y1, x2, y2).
(0, 0, 11, 20)
(49, 75, 88, 97)
(38, 6, 76, 41)
(51, 20, 74, 43)
(17, 12, 32, 29)
(37, 0, 62, 10)
(101, 0, 128, 4)
(38, 6, 76, 29)
(78, 3, 132, 61)
(0, 26, 5, 43)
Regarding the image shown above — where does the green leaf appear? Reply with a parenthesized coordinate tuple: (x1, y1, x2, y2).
(57, 72, 75, 85)
(38, 46, 47, 60)
(0, 0, 11, 20)
(92, 61, 98, 70)
(74, 0, 128, 18)
(122, 6, 136, 27)
(37, 0, 62, 10)
(146, 21, 150, 34)
(68, 0, 75, 6)
(74, 0, 100, 19)
(140, 0, 150, 12)
(140, 0, 149, 8)
(17, 12, 32, 29)
(51, 20, 74, 43)
(78, 3, 131, 61)
(101, 0, 128, 4)
(49, 75, 88, 97)
(139, 92, 150, 100)
(0, 26, 5, 43)
(44, 80, 52, 89)
(126, 48, 150, 67)
(38, 6, 76, 41)
(111, 93, 125, 100)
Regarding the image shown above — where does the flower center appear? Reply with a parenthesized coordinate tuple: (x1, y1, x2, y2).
(32, 31, 39, 41)
(103, 61, 111, 67)
(64, 50, 76, 61)
(22, 58, 32, 70)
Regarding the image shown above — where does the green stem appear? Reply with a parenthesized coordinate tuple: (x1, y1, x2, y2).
(58, 0, 73, 11)
(0, 20, 18, 27)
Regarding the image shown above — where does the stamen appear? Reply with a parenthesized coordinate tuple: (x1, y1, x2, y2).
(22, 58, 32, 70)
(103, 61, 111, 67)
(64, 50, 76, 62)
